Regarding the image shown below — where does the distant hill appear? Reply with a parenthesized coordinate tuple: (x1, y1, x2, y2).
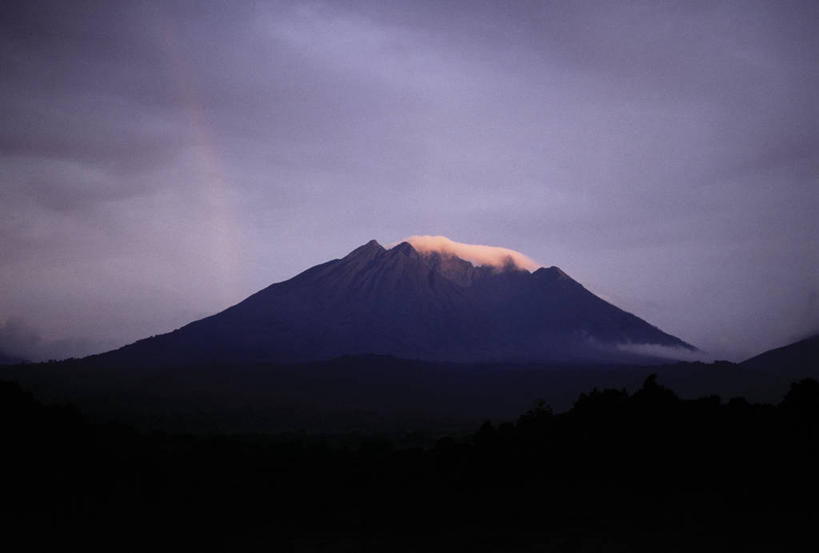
(741, 334, 819, 379)
(0, 349, 24, 366)
(87, 237, 694, 367)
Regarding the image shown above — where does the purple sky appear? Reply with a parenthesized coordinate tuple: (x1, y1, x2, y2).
(1, 0, 817, 362)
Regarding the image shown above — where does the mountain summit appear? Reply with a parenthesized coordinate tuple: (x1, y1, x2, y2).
(96, 238, 694, 366)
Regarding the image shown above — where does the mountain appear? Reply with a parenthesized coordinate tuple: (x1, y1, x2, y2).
(741, 334, 819, 378)
(0, 349, 24, 366)
(90, 237, 693, 367)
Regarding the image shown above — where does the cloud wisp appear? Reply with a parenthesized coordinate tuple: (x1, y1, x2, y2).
(616, 342, 716, 363)
(397, 235, 541, 271)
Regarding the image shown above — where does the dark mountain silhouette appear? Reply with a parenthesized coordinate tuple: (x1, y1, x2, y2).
(0, 348, 24, 366)
(741, 334, 819, 378)
(90, 239, 693, 367)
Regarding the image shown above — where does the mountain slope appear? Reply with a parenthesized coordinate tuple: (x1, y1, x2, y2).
(91, 239, 693, 366)
(0, 349, 24, 366)
(741, 334, 819, 378)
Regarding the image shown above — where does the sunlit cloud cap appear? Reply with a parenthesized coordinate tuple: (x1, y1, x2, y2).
(395, 235, 541, 272)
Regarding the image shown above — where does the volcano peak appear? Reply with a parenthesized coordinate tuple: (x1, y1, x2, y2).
(95, 236, 695, 367)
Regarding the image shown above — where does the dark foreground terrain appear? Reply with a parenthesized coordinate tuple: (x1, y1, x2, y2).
(4, 339, 818, 435)
(3, 372, 819, 552)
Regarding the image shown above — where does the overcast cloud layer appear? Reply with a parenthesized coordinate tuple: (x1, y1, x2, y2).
(1, 0, 817, 362)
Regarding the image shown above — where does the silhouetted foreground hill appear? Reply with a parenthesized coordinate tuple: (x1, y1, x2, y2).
(3, 343, 817, 434)
(87, 239, 693, 366)
(4, 375, 819, 552)
(0, 336, 814, 435)
(0, 357, 780, 434)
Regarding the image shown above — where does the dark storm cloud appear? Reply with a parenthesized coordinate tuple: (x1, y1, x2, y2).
(0, 0, 816, 361)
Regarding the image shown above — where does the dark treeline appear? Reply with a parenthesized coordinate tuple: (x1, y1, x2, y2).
(3, 375, 819, 552)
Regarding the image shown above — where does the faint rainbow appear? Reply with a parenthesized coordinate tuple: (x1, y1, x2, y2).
(151, 8, 241, 304)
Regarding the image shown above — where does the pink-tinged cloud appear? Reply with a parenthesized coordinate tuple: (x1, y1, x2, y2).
(396, 235, 541, 271)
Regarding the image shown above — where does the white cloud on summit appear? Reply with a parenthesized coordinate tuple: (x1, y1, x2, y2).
(396, 235, 541, 271)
